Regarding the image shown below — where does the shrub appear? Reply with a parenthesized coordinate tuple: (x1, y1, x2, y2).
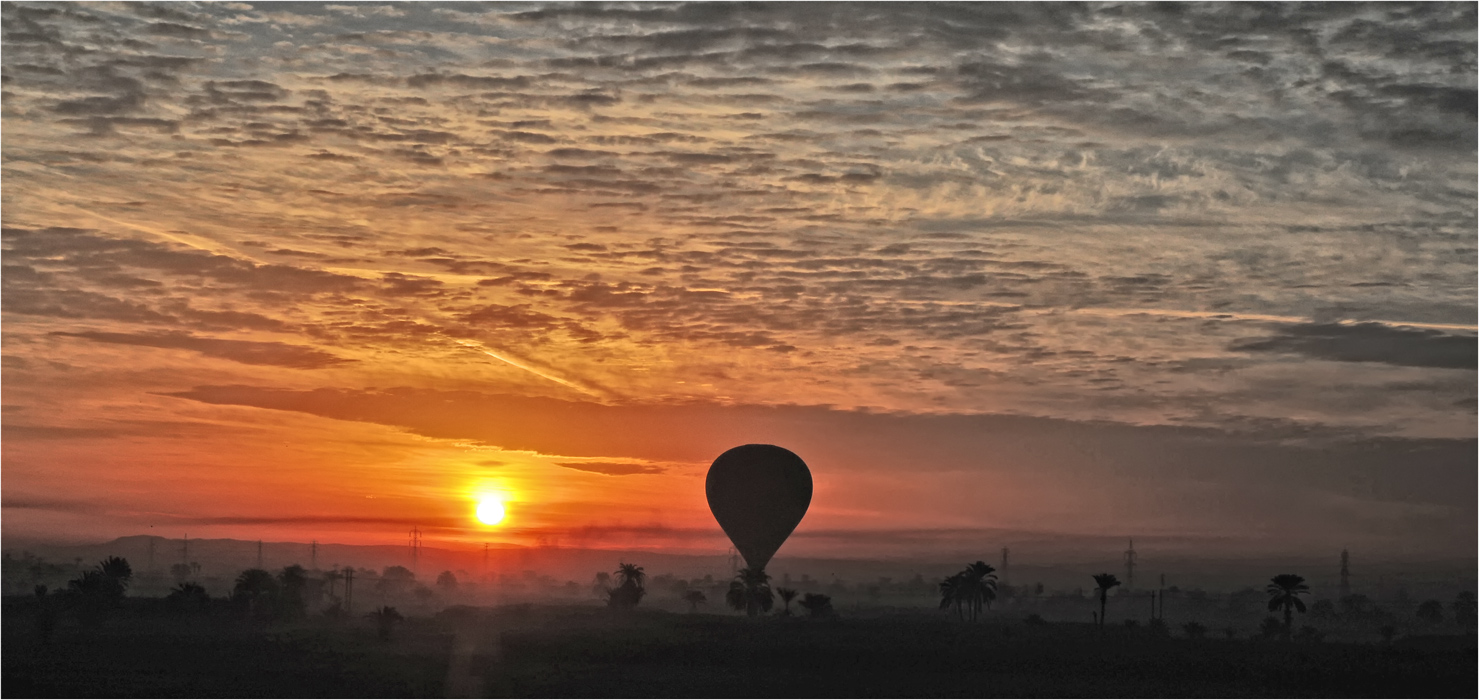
(799, 593, 834, 618)
(1258, 616, 1284, 639)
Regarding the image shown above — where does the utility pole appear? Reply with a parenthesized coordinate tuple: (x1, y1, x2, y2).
(1000, 547, 1010, 588)
(1124, 538, 1137, 591)
(409, 527, 422, 574)
(1158, 573, 1165, 620)
(182, 533, 189, 566)
(311, 540, 318, 570)
(344, 567, 354, 614)
(1339, 549, 1351, 600)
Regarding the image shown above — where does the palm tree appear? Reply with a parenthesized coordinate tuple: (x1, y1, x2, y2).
(1266, 574, 1309, 640)
(98, 556, 133, 592)
(964, 561, 999, 620)
(940, 562, 1001, 622)
(726, 567, 774, 617)
(940, 573, 965, 620)
(614, 563, 646, 589)
(776, 587, 798, 616)
(234, 568, 279, 617)
(608, 563, 646, 610)
(1092, 573, 1121, 628)
(277, 565, 309, 618)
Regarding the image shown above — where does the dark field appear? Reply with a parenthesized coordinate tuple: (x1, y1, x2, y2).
(5, 600, 1474, 698)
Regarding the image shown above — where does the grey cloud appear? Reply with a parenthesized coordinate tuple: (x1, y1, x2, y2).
(50, 331, 352, 369)
(554, 461, 666, 476)
(146, 21, 211, 39)
(3, 287, 176, 324)
(52, 92, 146, 115)
(2, 227, 363, 295)
(1232, 323, 1477, 370)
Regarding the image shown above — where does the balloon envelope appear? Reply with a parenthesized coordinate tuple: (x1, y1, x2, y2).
(705, 444, 812, 572)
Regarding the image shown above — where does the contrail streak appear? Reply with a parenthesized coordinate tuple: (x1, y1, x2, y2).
(65, 205, 269, 263)
(455, 340, 607, 399)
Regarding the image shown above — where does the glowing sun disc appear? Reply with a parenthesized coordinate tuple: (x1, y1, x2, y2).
(476, 498, 506, 526)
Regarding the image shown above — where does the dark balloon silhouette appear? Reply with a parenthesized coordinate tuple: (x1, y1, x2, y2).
(705, 444, 812, 572)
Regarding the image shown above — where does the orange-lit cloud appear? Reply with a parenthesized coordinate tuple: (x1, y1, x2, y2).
(2, 2, 1473, 560)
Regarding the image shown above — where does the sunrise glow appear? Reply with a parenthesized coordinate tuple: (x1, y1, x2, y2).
(0, 2, 1471, 564)
(475, 498, 506, 527)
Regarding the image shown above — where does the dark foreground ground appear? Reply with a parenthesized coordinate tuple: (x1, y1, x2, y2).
(4, 600, 1475, 698)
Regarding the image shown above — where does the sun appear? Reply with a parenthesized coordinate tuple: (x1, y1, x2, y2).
(475, 497, 506, 526)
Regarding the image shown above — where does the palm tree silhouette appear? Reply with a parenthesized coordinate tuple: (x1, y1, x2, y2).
(776, 587, 798, 616)
(964, 561, 999, 620)
(233, 568, 279, 617)
(939, 573, 965, 620)
(726, 567, 774, 617)
(608, 563, 646, 609)
(98, 556, 133, 590)
(614, 563, 645, 589)
(277, 565, 309, 619)
(940, 562, 1000, 622)
(1266, 574, 1309, 640)
(1092, 573, 1121, 628)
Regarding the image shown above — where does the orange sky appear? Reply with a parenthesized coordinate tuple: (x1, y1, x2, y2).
(2, 3, 1475, 561)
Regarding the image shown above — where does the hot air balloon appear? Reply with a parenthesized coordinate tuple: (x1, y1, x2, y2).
(705, 444, 812, 573)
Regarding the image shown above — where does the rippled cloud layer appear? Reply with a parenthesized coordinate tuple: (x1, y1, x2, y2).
(3, 2, 1473, 554)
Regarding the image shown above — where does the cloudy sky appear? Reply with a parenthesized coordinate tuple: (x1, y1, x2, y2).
(3, 2, 1474, 561)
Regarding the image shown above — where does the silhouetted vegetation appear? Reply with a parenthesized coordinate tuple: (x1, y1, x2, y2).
(7, 554, 1477, 698)
(368, 606, 403, 641)
(798, 593, 834, 618)
(726, 567, 774, 616)
(1265, 574, 1309, 640)
(1454, 591, 1477, 631)
(939, 561, 998, 622)
(606, 563, 646, 610)
(1416, 599, 1444, 624)
(66, 556, 133, 625)
(1092, 573, 1120, 628)
(776, 587, 798, 616)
